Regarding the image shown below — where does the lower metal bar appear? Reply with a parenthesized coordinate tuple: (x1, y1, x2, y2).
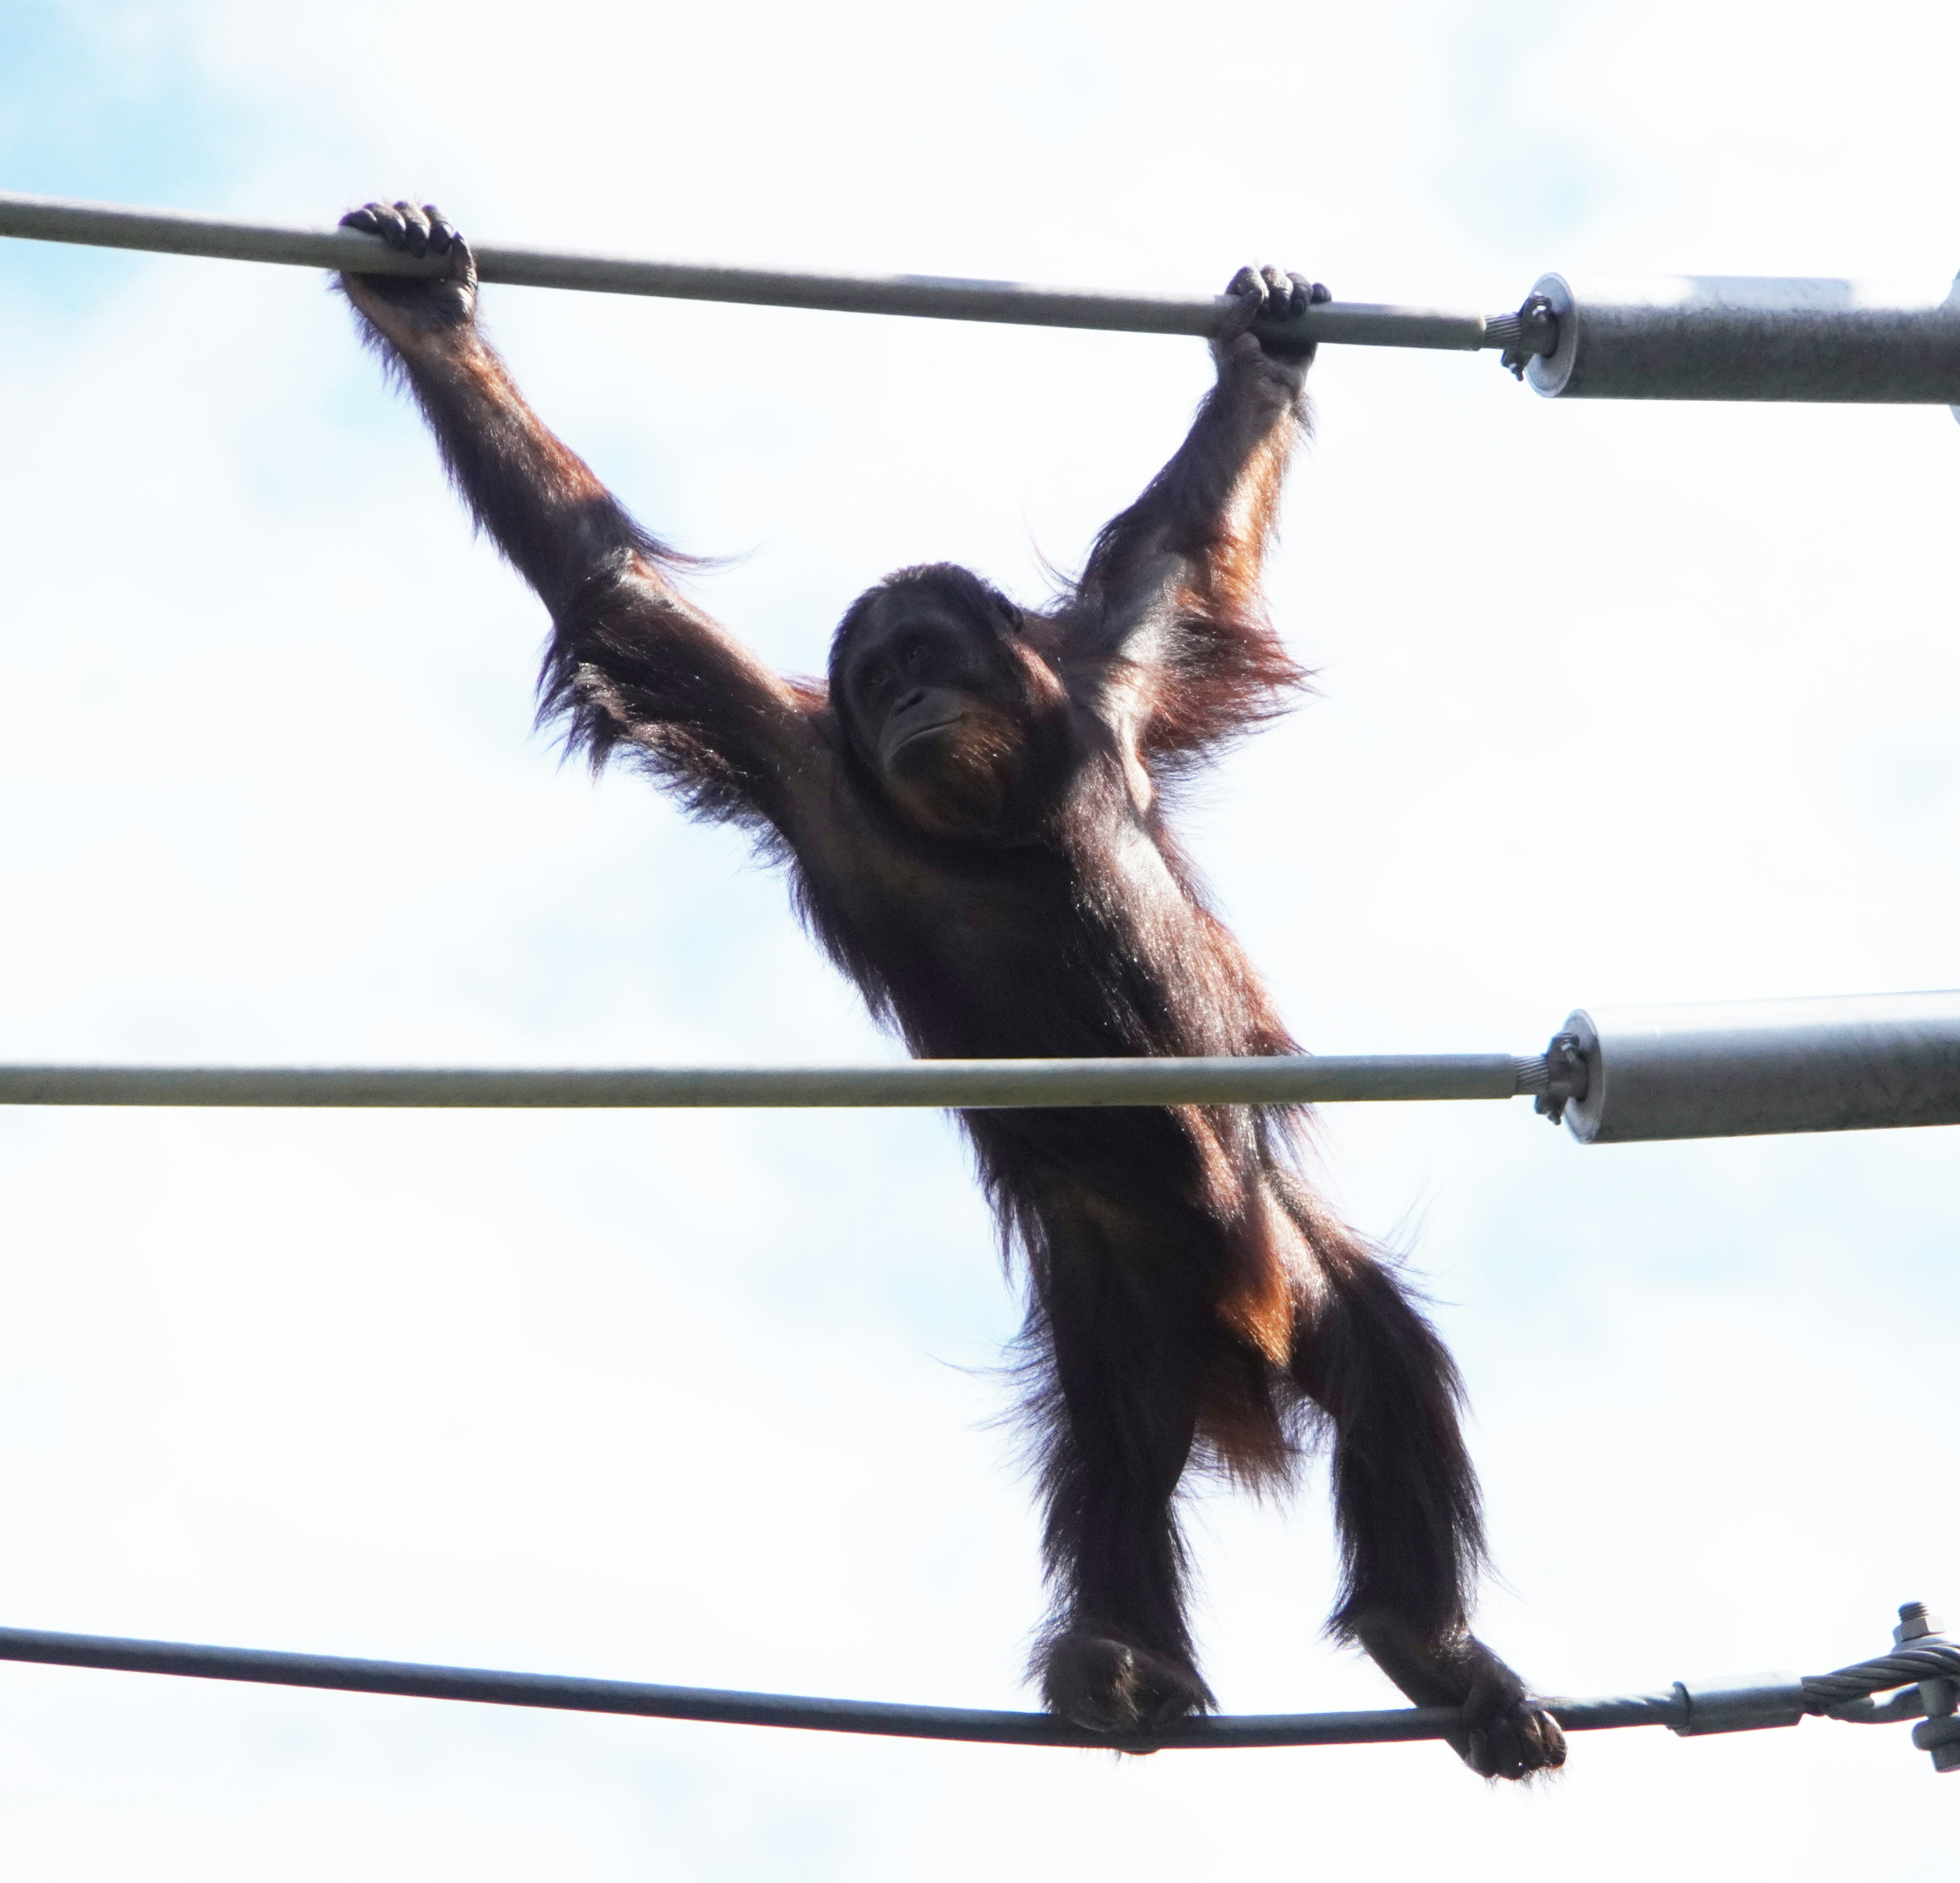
(0, 189, 1493, 351)
(0, 1625, 1680, 1748)
(0, 1055, 1528, 1111)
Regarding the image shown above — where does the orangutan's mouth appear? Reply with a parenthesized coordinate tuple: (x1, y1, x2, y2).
(887, 715, 963, 759)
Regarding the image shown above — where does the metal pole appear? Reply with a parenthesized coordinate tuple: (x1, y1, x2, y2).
(0, 189, 1496, 353)
(0, 1623, 1677, 1749)
(0, 1055, 1529, 1111)
(8, 994, 1960, 1131)
(10, 193, 1960, 400)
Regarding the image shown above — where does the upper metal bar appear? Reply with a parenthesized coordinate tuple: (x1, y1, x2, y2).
(0, 188, 1494, 352)
(0, 1056, 1529, 1111)
(0, 1623, 1679, 1749)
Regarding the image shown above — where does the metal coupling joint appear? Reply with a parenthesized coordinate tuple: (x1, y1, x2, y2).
(1534, 1031, 1590, 1126)
(1490, 292, 1559, 378)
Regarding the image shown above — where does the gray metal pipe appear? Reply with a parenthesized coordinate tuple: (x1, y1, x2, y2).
(0, 189, 1492, 352)
(11, 992, 1960, 1134)
(0, 1055, 1527, 1111)
(14, 991, 1960, 1136)
(1524, 272, 1960, 402)
(1554, 990, 1960, 1143)
(10, 192, 1960, 404)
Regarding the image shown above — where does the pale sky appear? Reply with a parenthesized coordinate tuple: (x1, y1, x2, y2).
(1, 2, 1957, 1875)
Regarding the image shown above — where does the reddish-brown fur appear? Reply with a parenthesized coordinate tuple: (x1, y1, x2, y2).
(338, 204, 1563, 1778)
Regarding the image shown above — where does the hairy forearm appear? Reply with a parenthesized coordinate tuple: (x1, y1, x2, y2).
(1085, 357, 1304, 603)
(1159, 362, 1303, 559)
(370, 323, 645, 616)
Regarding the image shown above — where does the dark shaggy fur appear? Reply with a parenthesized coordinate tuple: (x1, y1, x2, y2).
(337, 207, 1563, 1778)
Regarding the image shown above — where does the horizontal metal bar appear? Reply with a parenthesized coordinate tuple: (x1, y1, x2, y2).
(0, 189, 1492, 352)
(0, 1056, 1528, 1111)
(13, 990, 1960, 1131)
(0, 1625, 1682, 1748)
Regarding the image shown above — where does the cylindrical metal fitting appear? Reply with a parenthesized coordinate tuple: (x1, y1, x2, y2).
(1556, 991, 1960, 1143)
(1669, 1675, 1808, 1736)
(1524, 272, 1960, 402)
